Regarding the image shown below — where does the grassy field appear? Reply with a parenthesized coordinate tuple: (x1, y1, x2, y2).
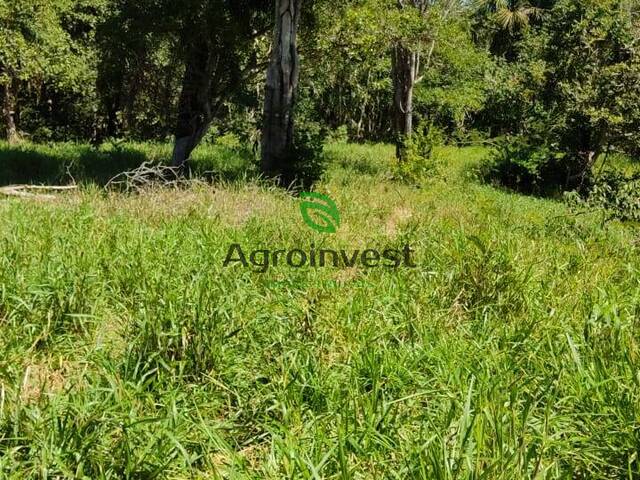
(0, 141, 639, 479)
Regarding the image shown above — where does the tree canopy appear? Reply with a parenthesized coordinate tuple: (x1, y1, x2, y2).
(1, 0, 638, 189)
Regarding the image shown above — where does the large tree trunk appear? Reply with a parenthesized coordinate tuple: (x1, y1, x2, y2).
(172, 40, 217, 168)
(392, 45, 418, 161)
(261, 0, 302, 183)
(2, 81, 20, 145)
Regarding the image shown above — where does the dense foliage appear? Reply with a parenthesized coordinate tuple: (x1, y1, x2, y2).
(0, 0, 638, 187)
(0, 0, 106, 142)
(483, 0, 640, 192)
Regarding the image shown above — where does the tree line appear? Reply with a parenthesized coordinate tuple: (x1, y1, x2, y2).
(1, 0, 639, 188)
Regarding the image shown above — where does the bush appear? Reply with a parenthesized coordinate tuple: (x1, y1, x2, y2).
(279, 121, 327, 189)
(566, 170, 640, 222)
(327, 125, 349, 144)
(393, 124, 444, 185)
(481, 135, 575, 195)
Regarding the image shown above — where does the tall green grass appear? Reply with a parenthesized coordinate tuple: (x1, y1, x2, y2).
(0, 143, 638, 478)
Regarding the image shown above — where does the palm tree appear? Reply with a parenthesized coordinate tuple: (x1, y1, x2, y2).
(478, 0, 543, 32)
(474, 0, 549, 59)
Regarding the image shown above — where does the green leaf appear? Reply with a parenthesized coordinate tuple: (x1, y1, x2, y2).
(300, 192, 341, 234)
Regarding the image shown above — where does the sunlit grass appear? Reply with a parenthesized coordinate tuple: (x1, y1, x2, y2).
(0, 143, 639, 478)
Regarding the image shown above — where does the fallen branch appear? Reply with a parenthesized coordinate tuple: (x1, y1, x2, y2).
(16, 185, 77, 191)
(105, 162, 199, 193)
(0, 185, 77, 200)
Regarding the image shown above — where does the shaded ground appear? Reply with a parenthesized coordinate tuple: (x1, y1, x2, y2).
(0, 140, 254, 186)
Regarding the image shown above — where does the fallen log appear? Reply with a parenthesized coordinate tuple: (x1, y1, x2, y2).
(0, 185, 77, 200)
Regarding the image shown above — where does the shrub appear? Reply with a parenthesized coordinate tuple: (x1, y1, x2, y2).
(481, 135, 574, 195)
(327, 125, 349, 144)
(393, 124, 444, 185)
(566, 170, 640, 222)
(281, 121, 328, 189)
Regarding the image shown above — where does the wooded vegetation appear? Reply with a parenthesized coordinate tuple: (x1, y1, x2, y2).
(1, 0, 638, 189)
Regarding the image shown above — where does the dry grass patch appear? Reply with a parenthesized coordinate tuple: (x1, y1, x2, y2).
(385, 206, 414, 237)
(93, 184, 287, 227)
(19, 360, 78, 403)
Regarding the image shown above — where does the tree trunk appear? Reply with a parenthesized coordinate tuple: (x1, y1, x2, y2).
(261, 0, 302, 183)
(172, 40, 217, 168)
(392, 45, 418, 161)
(2, 81, 20, 145)
(104, 94, 122, 140)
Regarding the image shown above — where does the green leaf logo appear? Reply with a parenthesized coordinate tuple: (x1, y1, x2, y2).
(300, 192, 341, 233)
